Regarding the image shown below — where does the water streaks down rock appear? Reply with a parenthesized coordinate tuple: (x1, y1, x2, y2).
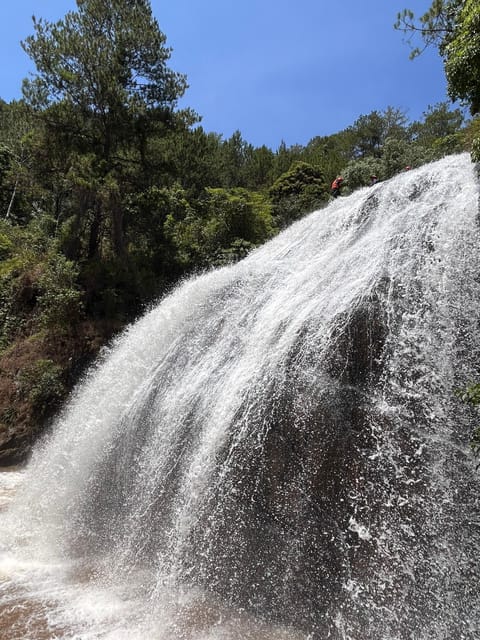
(2, 154, 480, 640)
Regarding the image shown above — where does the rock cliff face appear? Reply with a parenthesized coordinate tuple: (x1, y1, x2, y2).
(3, 155, 480, 639)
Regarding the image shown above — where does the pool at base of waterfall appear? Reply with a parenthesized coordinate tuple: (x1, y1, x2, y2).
(0, 470, 310, 640)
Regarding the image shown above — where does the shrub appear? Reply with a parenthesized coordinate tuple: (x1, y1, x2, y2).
(17, 358, 65, 418)
(269, 161, 328, 228)
(37, 254, 83, 330)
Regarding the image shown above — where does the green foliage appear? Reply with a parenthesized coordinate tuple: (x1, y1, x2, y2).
(396, 1, 479, 115)
(337, 102, 465, 187)
(408, 102, 465, 160)
(165, 188, 274, 268)
(22, 0, 187, 114)
(218, 131, 253, 188)
(349, 108, 409, 158)
(21, 0, 189, 260)
(0, 101, 37, 223)
(163, 126, 222, 196)
(303, 131, 354, 182)
(382, 137, 422, 178)
(17, 358, 65, 418)
(0, 223, 43, 348)
(0, 232, 13, 260)
(203, 188, 273, 249)
(80, 256, 142, 320)
(471, 137, 480, 164)
(242, 145, 275, 190)
(430, 132, 465, 157)
(461, 383, 480, 406)
(444, 0, 480, 114)
(394, 1, 463, 58)
(460, 116, 480, 163)
(37, 254, 83, 329)
(411, 102, 464, 143)
(269, 161, 328, 228)
(0, 219, 83, 348)
(133, 183, 194, 271)
(341, 157, 385, 191)
(271, 141, 303, 181)
(0, 144, 12, 184)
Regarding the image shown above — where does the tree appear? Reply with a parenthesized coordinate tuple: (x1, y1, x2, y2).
(0, 100, 37, 222)
(341, 157, 385, 191)
(162, 126, 223, 196)
(242, 145, 275, 190)
(304, 130, 356, 180)
(443, 0, 480, 115)
(395, 1, 480, 115)
(381, 137, 419, 178)
(410, 102, 464, 142)
(21, 0, 188, 258)
(271, 141, 303, 181)
(349, 108, 409, 159)
(218, 131, 253, 188)
(22, 0, 187, 118)
(269, 161, 328, 228)
(164, 187, 274, 268)
(394, 1, 463, 58)
(408, 102, 465, 159)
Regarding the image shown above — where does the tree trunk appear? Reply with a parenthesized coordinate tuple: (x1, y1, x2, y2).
(110, 189, 126, 259)
(5, 178, 18, 219)
(88, 203, 102, 259)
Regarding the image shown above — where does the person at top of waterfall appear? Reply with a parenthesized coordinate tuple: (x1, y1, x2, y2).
(331, 176, 344, 198)
(370, 174, 378, 186)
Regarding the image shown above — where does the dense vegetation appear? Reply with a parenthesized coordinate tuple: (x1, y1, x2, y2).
(0, 0, 478, 462)
(396, 0, 480, 157)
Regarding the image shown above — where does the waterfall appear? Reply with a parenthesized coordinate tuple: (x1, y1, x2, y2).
(1, 153, 480, 640)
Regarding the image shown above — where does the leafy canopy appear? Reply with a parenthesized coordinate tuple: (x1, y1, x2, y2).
(21, 0, 187, 115)
(20, 0, 190, 261)
(443, 0, 480, 115)
(395, 0, 479, 115)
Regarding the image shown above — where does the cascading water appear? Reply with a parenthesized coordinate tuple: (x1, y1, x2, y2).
(1, 154, 480, 640)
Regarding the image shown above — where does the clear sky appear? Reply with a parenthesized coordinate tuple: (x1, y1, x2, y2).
(0, 1, 449, 150)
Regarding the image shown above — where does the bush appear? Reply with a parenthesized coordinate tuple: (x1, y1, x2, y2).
(0, 232, 12, 260)
(269, 161, 329, 227)
(165, 187, 274, 269)
(17, 358, 65, 418)
(37, 254, 83, 329)
(342, 157, 385, 191)
(472, 137, 480, 164)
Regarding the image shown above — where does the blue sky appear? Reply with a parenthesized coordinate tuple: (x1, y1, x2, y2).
(0, 1, 449, 149)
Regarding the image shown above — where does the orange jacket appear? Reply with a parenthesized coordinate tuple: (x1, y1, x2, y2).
(331, 177, 343, 190)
